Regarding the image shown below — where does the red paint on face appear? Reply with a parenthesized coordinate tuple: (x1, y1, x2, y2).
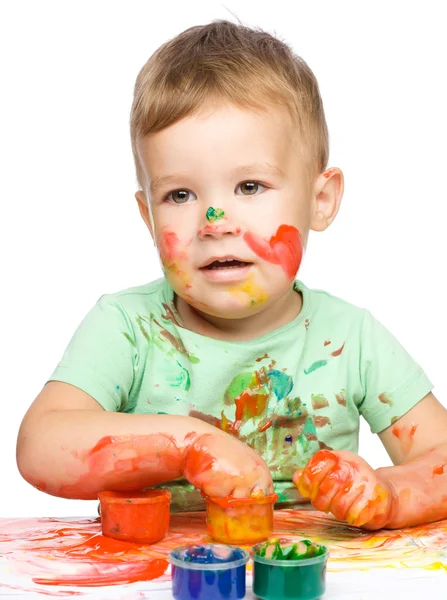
(243, 225, 303, 278)
(198, 224, 242, 237)
(159, 230, 183, 262)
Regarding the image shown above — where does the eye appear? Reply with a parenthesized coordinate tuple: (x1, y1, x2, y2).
(165, 189, 197, 204)
(236, 181, 266, 196)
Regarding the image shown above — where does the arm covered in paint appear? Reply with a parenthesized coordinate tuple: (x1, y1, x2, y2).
(293, 394, 447, 530)
(17, 381, 273, 500)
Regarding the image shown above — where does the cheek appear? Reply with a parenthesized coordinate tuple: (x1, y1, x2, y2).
(157, 229, 189, 268)
(244, 224, 303, 279)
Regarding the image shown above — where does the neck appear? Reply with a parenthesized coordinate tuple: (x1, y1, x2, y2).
(176, 286, 303, 342)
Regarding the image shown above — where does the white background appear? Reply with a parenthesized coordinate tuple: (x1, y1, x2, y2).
(1, 0, 446, 518)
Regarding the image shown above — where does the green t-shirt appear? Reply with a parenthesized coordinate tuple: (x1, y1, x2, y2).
(50, 279, 432, 511)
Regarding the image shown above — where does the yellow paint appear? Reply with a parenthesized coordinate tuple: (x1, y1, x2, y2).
(228, 274, 268, 306)
(205, 494, 276, 545)
(426, 561, 447, 572)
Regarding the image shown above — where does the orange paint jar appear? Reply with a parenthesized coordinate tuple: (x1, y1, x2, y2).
(98, 490, 171, 544)
(204, 493, 278, 545)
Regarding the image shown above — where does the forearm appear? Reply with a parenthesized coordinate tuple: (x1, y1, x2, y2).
(17, 410, 216, 499)
(377, 443, 447, 528)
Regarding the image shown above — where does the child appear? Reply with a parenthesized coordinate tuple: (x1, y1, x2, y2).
(17, 20, 447, 531)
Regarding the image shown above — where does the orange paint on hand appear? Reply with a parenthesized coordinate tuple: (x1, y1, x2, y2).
(433, 464, 446, 476)
(243, 224, 303, 278)
(59, 434, 189, 499)
(293, 450, 339, 498)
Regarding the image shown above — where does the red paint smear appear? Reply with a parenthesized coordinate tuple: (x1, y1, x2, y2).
(323, 168, 336, 179)
(159, 230, 185, 265)
(59, 434, 187, 499)
(258, 418, 274, 432)
(235, 389, 269, 422)
(392, 424, 418, 455)
(324, 340, 331, 346)
(34, 559, 168, 587)
(433, 464, 445, 476)
(198, 224, 242, 236)
(3, 510, 447, 592)
(314, 415, 332, 428)
(243, 224, 303, 278)
(331, 343, 345, 357)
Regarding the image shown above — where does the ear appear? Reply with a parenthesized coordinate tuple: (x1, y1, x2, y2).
(135, 191, 155, 241)
(310, 167, 344, 232)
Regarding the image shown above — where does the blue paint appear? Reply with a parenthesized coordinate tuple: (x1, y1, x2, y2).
(267, 370, 293, 400)
(285, 435, 293, 443)
(169, 544, 249, 599)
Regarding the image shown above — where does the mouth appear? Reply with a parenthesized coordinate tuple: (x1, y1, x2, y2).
(199, 256, 254, 282)
(200, 257, 253, 270)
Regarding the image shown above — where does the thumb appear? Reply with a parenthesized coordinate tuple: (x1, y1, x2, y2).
(292, 469, 304, 490)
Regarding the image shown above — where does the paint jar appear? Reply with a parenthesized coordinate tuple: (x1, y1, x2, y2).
(98, 489, 171, 544)
(169, 543, 249, 600)
(204, 493, 278, 545)
(252, 538, 329, 600)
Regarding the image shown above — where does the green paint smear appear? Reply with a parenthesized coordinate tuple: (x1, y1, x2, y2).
(304, 359, 328, 375)
(122, 332, 137, 347)
(256, 539, 326, 560)
(166, 361, 191, 391)
(206, 207, 225, 222)
(136, 315, 151, 342)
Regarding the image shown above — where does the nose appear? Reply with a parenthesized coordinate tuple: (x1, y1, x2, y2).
(197, 206, 242, 239)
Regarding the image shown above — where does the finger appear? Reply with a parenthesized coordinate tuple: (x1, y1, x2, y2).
(347, 484, 391, 528)
(292, 469, 303, 488)
(297, 450, 339, 499)
(329, 482, 364, 523)
(232, 485, 250, 498)
(311, 460, 352, 512)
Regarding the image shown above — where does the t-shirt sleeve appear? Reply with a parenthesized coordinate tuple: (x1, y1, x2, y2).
(48, 295, 138, 412)
(357, 310, 433, 434)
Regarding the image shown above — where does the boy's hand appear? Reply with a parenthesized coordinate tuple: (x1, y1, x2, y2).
(184, 432, 273, 498)
(293, 450, 396, 530)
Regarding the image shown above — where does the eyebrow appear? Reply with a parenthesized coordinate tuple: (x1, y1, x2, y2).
(149, 162, 285, 195)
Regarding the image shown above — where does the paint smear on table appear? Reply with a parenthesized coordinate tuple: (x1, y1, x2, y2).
(1, 510, 447, 595)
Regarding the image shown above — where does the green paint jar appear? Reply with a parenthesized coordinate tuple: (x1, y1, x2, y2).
(252, 539, 328, 600)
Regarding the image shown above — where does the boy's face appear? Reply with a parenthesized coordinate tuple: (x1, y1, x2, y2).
(136, 104, 341, 320)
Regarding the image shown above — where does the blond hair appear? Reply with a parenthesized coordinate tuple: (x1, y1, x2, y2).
(130, 20, 329, 189)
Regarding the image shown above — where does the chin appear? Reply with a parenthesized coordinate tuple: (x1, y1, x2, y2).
(194, 295, 270, 320)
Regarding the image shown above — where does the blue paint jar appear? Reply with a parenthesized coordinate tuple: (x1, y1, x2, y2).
(168, 543, 249, 600)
